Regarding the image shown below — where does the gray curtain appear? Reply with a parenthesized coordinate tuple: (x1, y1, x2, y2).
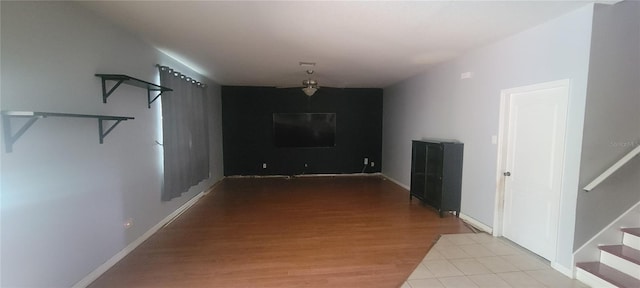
(159, 67, 210, 201)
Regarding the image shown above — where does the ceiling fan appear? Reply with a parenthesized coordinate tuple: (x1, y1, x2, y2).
(274, 62, 325, 96)
(301, 69, 319, 97)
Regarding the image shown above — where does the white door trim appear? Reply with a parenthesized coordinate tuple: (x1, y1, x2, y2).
(493, 79, 571, 264)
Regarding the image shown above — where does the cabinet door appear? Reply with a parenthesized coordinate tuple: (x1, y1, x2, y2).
(441, 143, 463, 213)
(410, 142, 427, 199)
(423, 144, 443, 206)
(426, 144, 443, 177)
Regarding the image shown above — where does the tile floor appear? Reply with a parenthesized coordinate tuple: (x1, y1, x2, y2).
(401, 233, 589, 288)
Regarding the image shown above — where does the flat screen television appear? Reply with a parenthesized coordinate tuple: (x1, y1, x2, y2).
(273, 113, 336, 148)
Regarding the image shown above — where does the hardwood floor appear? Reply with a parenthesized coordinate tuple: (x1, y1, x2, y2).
(89, 176, 471, 288)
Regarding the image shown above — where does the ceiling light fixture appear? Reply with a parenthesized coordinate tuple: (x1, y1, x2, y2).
(302, 69, 318, 97)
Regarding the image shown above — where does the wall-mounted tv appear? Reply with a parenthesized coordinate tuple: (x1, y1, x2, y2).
(273, 113, 336, 148)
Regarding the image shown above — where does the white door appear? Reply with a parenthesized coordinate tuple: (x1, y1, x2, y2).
(501, 80, 569, 260)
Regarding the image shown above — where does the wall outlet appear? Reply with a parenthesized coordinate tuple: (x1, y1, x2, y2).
(371, 162, 375, 167)
(364, 158, 369, 165)
(262, 163, 267, 169)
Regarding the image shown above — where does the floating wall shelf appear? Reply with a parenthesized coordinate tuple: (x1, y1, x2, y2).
(2, 111, 135, 153)
(95, 74, 172, 108)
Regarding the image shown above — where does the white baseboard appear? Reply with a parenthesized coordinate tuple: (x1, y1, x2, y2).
(459, 213, 493, 234)
(72, 184, 215, 288)
(551, 262, 574, 278)
(381, 174, 410, 191)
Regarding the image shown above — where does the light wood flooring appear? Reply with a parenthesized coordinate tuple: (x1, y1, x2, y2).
(89, 176, 471, 288)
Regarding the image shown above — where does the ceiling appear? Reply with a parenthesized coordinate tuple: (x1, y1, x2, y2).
(80, 1, 602, 88)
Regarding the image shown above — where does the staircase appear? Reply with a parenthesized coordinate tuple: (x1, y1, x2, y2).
(576, 228, 640, 288)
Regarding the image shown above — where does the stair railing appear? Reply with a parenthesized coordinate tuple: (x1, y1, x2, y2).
(583, 145, 640, 192)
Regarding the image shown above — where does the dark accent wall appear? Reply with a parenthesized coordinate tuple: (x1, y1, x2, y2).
(222, 86, 382, 176)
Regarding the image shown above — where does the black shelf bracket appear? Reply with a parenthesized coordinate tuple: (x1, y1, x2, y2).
(98, 117, 126, 144)
(2, 114, 39, 153)
(96, 74, 172, 108)
(2, 111, 135, 153)
(100, 78, 125, 103)
(147, 88, 166, 109)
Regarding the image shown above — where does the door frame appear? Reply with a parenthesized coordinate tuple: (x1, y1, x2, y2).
(492, 79, 571, 263)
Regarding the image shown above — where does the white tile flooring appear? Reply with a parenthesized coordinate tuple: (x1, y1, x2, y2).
(401, 233, 589, 288)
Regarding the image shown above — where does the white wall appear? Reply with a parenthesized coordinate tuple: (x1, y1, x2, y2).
(382, 4, 593, 270)
(0, 2, 223, 287)
(575, 1, 640, 249)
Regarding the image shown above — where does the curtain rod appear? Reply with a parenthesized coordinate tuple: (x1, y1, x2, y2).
(156, 64, 207, 88)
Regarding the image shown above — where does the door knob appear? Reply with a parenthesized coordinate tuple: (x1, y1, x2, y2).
(504, 171, 511, 176)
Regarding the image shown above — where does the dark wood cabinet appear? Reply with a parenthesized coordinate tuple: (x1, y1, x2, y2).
(410, 140, 463, 217)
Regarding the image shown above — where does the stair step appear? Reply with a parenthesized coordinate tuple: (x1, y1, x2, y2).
(576, 262, 640, 288)
(599, 245, 640, 279)
(621, 228, 640, 237)
(600, 245, 640, 266)
(622, 228, 640, 250)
